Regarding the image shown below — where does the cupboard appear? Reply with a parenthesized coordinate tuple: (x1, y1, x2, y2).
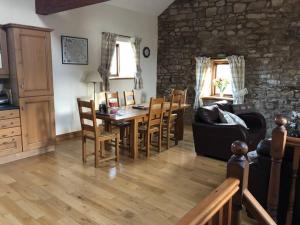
(0, 27, 9, 77)
(0, 24, 56, 160)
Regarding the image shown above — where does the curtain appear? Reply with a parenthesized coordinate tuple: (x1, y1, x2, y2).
(227, 56, 248, 104)
(131, 37, 143, 90)
(194, 57, 211, 109)
(98, 32, 117, 91)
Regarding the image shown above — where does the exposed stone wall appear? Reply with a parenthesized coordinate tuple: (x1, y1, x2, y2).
(157, 0, 300, 134)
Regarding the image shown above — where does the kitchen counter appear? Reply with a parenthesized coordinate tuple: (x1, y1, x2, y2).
(0, 104, 19, 111)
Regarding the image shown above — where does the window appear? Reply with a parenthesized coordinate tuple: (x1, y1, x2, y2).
(211, 59, 233, 97)
(110, 37, 136, 79)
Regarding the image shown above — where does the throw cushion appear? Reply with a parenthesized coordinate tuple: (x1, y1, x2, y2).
(218, 109, 248, 129)
(216, 100, 233, 113)
(195, 105, 220, 124)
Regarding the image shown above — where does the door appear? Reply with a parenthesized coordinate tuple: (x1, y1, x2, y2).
(0, 28, 9, 76)
(19, 96, 56, 151)
(13, 28, 53, 97)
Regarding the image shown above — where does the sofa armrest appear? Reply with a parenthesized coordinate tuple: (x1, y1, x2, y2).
(236, 112, 266, 130)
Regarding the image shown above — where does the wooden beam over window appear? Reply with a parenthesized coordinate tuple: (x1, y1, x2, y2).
(36, 0, 109, 15)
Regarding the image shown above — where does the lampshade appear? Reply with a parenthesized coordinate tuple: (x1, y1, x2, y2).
(84, 71, 103, 83)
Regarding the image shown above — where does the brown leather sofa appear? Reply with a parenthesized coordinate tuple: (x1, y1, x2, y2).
(192, 101, 266, 161)
(248, 140, 300, 225)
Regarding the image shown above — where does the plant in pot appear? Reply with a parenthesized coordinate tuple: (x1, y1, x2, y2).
(213, 78, 229, 97)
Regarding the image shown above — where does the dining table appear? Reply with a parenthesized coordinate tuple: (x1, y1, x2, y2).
(96, 103, 190, 159)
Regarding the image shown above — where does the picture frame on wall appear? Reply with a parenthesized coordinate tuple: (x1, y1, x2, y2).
(61, 35, 88, 65)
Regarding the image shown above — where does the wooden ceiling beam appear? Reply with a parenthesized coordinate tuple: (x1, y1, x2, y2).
(36, 0, 109, 15)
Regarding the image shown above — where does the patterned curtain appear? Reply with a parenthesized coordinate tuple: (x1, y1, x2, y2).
(130, 37, 143, 90)
(194, 57, 211, 109)
(98, 32, 117, 91)
(227, 56, 248, 104)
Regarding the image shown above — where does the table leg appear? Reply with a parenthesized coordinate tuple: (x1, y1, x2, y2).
(130, 119, 139, 160)
(176, 109, 184, 141)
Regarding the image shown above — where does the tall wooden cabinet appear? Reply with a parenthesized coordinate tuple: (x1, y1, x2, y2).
(5, 24, 56, 153)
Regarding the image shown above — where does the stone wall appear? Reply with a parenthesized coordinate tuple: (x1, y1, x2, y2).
(157, 0, 300, 134)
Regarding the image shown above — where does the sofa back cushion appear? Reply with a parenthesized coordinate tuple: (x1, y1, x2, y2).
(195, 105, 220, 124)
(215, 100, 234, 113)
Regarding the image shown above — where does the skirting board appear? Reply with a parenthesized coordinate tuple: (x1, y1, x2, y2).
(56, 131, 81, 143)
(0, 145, 55, 165)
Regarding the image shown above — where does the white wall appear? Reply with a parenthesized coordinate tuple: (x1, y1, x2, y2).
(0, 0, 158, 135)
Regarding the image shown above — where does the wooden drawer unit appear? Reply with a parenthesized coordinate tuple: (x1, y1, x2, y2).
(0, 109, 20, 120)
(0, 127, 21, 139)
(0, 136, 22, 157)
(0, 118, 20, 129)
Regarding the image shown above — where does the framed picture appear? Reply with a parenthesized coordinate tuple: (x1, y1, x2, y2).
(61, 36, 88, 65)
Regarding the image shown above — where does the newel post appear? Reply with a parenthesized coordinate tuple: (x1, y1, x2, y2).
(267, 115, 287, 221)
(227, 141, 249, 225)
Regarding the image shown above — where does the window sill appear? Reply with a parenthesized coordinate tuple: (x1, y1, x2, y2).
(109, 77, 135, 80)
(202, 95, 233, 101)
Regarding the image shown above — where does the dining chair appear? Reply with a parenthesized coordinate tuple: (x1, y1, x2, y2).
(138, 97, 165, 157)
(124, 90, 136, 106)
(163, 94, 181, 149)
(105, 91, 120, 107)
(77, 98, 119, 168)
(105, 91, 130, 149)
(171, 89, 187, 105)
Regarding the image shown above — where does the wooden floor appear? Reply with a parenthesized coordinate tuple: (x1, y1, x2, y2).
(0, 127, 255, 225)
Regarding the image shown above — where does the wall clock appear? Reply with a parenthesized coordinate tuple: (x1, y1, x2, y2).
(143, 47, 150, 58)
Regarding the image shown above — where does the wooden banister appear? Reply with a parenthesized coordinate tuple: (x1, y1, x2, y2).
(176, 178, 239, 225)
(243, 189, 276, 225)
(267, 115, 287, 221)
(285, 136, 300, 225)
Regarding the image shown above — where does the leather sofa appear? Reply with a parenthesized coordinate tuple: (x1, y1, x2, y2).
(192, 101, 266, 161)
(248, 140, 300, 225)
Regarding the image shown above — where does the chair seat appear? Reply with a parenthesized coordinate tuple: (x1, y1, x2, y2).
(164, 113, 177, 120)
(83, 129, 118, 140)
(139, 125, 160, 133)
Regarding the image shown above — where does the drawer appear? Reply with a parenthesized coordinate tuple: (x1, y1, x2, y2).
(0, 136, 22, 157)
(0, 110, 20, 120)
(0, 127, 21, 139)
(0, 118, 20, 129)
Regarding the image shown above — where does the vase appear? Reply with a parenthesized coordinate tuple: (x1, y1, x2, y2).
(219, 92, 224, 98)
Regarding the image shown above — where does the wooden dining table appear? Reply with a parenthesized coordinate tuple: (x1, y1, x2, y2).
(96, 103, 190, 159)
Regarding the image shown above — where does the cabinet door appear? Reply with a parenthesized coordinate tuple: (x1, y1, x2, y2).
(0, 29, 9, 76)
(13, 28, 53, 97)
(20, 96, 56, 151)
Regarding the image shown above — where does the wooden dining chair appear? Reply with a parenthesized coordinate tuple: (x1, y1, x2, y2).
(138, 97, 165, 157)
(105, 91, 120, 107)
(171, 89, 187, 105)
(77, 98, 120, 167)
(105, 91, 130, 149)
(124, 90, 136, 106)
(163, 94, 181, 149)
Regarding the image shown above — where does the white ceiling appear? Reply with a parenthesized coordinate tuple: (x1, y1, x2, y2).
(105, 0, 175, 16)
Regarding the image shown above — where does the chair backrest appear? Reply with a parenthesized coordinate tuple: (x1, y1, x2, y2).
(124, 90, 136, 106)
(147, 97, 165, 128)
(171, 89, 187, 105)
(77, 98, 99, 137)
(105, 92, 120, 107)
(165, 94, 181, 122)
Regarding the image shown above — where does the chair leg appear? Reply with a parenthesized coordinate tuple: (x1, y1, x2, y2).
(166, 127, 170, 149)
(115, 136, 120, 162)
(158, 130, 162, 153)
(174, 124, 179, 145)
(146, 133, 151, 158)
(101, 141, 105, 158)
(95, 140, 100, 168)
(82, 137, 87, 164)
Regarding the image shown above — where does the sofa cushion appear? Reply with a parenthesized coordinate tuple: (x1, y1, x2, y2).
(195, 105, 220, 124)
(218, 109, 248, 129)
(216, 100, 233, 113)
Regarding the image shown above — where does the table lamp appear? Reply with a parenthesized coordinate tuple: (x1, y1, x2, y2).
(84, 71, 103, 101)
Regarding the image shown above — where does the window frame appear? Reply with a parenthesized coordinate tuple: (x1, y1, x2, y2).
(211, 59, 233, 97)
(109, 39, 136, 80)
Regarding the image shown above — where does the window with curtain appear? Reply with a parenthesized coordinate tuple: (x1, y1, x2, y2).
(211, 59, 233, 96)
(110, 37, 136, 79)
